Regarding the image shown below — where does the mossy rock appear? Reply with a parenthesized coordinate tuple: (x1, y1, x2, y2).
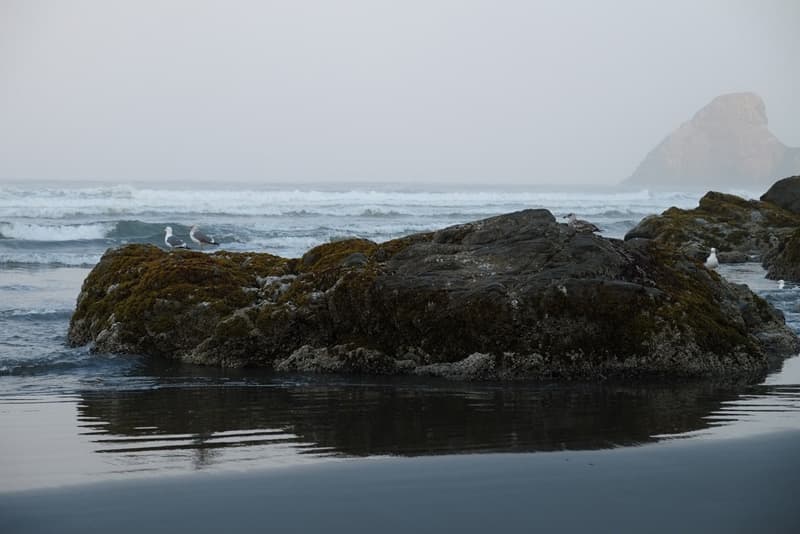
(298, 238, 378, 274)
(69, 209, 799, 379)
(626, 189, 800, 262)
(69, 244, 290, 357)
(765, 229, 800, 281)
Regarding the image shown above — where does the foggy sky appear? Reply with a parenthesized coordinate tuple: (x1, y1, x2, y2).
(1, 0, 798, 186)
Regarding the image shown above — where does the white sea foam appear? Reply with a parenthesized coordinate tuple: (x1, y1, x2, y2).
(0, 251, 103, 267)
(0, 185, 706, 219)
(0, 184, 716, 266)
(0, 308, 72, 318)
(0, 222, 113, 241)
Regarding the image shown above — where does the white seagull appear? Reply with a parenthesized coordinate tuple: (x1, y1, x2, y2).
(164, 226, 188, 250)
(704, 247, 719, 270)
(778, 279, 786, 290)
(190, 225, 218, 250)
(563, 213, 600, 233)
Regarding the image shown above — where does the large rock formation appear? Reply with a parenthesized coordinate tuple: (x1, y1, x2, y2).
(624, 93, 800, 190)
(68, 209, 799, 380)
(624, 191, 800, 263)
(625, 177, 800, 281)
(765, 230, 800, 282)
(761, 175, 800, 213)
(759, 176, 800, 281)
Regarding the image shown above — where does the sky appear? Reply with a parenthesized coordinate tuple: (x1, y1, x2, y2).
(1, 0, 798, 186)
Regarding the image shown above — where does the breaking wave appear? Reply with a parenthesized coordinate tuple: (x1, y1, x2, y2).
(0, 185, 703, 219)
(0, 184, 714, 267)
(0, 222, 114, 241)
(0, 252, 103, 267)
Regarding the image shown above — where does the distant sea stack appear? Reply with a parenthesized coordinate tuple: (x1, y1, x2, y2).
(624, 92, 800, 190)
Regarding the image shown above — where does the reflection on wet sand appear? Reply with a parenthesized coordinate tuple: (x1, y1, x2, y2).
(76, 375, 753, 466)
(3, 358, 799, 492)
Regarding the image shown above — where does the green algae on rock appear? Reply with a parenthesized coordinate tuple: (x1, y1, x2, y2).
(69, 209, 799, 380)
(624, 176, 800, 281)
(68, 245, 292, 366)
(625, 191, 800, 264)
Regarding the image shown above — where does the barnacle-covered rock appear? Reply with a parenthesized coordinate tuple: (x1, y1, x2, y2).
(69, 209, 799, 380)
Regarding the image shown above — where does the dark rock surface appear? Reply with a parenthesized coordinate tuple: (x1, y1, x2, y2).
(69, 209, 799, 380)
(765, 229, 800, 282)
(761, 175, 800, 214)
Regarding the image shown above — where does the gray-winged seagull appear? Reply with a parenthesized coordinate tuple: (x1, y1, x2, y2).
(563, 213, 600, 233)
(190, 225, 218, 250)
(164, 226, 188, 250)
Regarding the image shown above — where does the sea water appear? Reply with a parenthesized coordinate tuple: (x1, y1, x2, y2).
(1, 182, 798, 493)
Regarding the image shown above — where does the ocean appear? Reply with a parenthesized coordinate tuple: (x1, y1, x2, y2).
(1, 183, 799, 531)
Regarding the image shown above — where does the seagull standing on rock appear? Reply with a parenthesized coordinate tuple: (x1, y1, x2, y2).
(164, 226, 188, 250)
(563, 213, 600, 233)
(190, 225, 218, 250)
(704, 247, 719, 270)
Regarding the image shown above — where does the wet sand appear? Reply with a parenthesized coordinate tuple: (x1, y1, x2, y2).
(3, 430, 799, 534)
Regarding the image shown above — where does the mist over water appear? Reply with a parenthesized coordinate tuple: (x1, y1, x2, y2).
(2, 1, 799, 188)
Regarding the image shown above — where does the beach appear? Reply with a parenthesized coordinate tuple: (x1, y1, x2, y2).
(3, 430, 799, 534)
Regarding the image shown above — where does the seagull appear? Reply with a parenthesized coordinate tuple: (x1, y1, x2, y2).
(563, 213, 600, 233)
(704, 247, 719, 270)
(190, 225, 218, 250)
(778, 279, 785, 290)
(164, 226, 188, 250)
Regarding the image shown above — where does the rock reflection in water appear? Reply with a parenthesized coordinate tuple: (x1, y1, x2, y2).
(76, 375, 750, 468)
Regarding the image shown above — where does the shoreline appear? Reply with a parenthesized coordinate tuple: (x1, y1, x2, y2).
(3, 430, 799, 533)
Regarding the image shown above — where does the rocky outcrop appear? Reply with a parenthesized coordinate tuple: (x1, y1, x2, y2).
(764, 230, 800, 281)
(625, 191, 800, 264)
(761, 176, 800, 214)
(69, 209, 799, 380)
(625, 177, 800, 281)
(624, 93, 800, 190)
(760, 177, 800, 280)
